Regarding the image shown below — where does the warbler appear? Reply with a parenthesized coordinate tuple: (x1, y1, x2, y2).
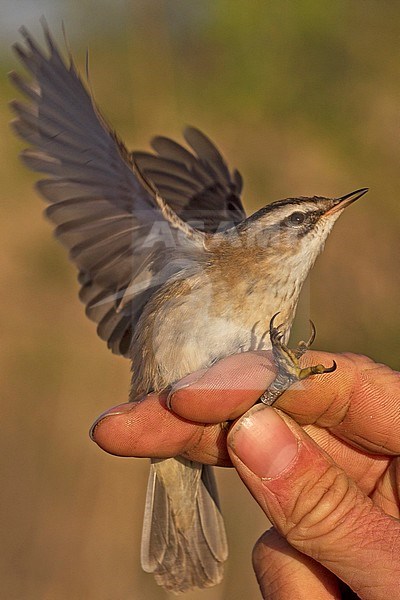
(10, 22, 367, 594)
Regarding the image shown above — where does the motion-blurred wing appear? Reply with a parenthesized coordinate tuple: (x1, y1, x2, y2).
(133, 126, 246, 233)
(9, 22, 205, 357)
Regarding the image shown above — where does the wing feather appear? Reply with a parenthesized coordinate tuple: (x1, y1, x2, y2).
(10, 22, 206, 356)
(134, 127, 246, 232)
(10, 22, 245, 356)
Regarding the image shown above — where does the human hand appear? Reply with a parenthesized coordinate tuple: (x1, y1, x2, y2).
(91, 351, 400, 599)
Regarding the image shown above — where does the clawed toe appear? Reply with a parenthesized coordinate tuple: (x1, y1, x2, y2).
(259, 313, 336, 406)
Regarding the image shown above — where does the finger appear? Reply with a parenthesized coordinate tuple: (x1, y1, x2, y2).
(371, 458, 400, 519)
(302, 424, 390, 497)
(171, 350, 400, 455)
(280, 351, 400, 455)
(253, 528, 342, 600)
(168, 350, 276, 421)
(90, 394, 231, 466)
(228, 405, 400, 600)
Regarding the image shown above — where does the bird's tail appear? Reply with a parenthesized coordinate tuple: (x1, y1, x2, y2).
(140, 456, 228, 593)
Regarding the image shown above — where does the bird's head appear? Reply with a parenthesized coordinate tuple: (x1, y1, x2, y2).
(226, 188, 369, 282)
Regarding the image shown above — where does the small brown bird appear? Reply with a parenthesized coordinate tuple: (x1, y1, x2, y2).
(10, 22, 368, 594)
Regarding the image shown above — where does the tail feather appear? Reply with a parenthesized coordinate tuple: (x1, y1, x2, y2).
(141, 457, 227, 593)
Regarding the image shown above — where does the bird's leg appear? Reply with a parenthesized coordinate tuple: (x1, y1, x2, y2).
(259, 313, 336, 406)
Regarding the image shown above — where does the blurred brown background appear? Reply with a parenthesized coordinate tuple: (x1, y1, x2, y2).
(1, 1, 399, 599)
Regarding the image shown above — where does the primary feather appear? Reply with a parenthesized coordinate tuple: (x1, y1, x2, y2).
(10, 21, 245, 593)
(10, 22, 245, 358)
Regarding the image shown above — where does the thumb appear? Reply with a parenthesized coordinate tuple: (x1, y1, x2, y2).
(227, 405, 400, 600)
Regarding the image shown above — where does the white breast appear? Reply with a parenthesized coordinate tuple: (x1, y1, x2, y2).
(148, 276, 294, 386)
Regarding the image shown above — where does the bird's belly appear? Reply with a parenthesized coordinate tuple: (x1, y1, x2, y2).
(149, 288, 278, 387)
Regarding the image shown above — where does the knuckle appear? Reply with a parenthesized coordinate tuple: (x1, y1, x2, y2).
(286, 465, 362, 553)
(181, 424, 231, 465)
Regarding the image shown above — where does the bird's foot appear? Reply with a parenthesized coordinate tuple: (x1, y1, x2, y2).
(259, 313, 336, 406)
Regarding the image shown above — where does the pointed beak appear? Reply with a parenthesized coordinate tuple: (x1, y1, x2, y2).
(325, 187, 369, 215)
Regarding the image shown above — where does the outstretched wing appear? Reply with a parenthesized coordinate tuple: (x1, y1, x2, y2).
(10, 22, 244, 357)
(133, 126, 245, 233)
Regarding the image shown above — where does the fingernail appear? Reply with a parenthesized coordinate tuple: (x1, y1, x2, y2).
(89, 402, 134, 441)
(166, 368, 208, 410)
(229, 406, 299, 478)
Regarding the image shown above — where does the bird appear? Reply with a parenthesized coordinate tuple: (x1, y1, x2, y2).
(10, 21, 368, 594)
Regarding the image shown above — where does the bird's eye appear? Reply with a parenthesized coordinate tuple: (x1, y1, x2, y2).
(287, 211, 306, 226)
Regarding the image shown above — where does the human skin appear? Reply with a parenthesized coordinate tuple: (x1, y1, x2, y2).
(91, 351, 400, 599)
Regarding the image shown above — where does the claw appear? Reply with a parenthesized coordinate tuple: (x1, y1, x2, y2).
(269, 312, 287, 348)
(260, 317, 337, 406)
(292, 319, 318, 360)
(298, 360, 337, 380)
(269, 312, 282, 333)
(323, 360, 337, 374)
(306, 320, 316, 347)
